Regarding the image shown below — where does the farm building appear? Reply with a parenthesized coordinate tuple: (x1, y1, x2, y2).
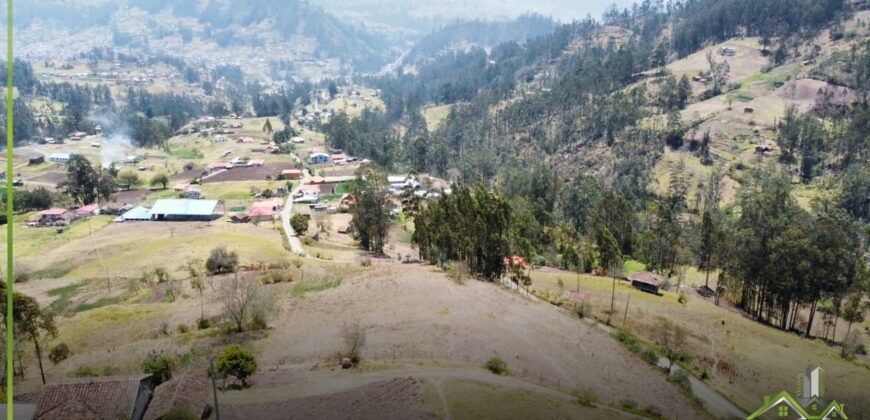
(150, 199, 220, 221)
(629, 271, 665, 295)
(332, 153, 348, 164)
(49, 153, 74, 164)
(282, 169, 303, 180)
(28, 208, 70, 226)
(143, 372, 211, 420)
(68, 131, 87, 140)
(29, 374, 153, 420)
(120, 206, 152, 221)
(72, 204, 99, 219)
(185, 185, 202, 199)
(249, 199, 282, 221)
(309, 152, 330, 164)
(27, 153, 44, 165)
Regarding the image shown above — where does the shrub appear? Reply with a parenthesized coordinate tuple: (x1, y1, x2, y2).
(341, 323, 367, 366)
(143, 351, 176, 386)
(163, 405, 200, 420)
(619, 399, 638, 410)
(260, 271, 293, 284)
(206, 246, 239, 275)
(678, 292, 688, 305)
(69, 364, 100, 377)
(574, 302, 592, 319)
(572, 387, 598, 407)
(485, 356, 508, 375)
(640, 349, 659, 366)
(176, 324, 190, 334)
(670, 369, 692, 393)
(359, 257, 372, 267)
(290, 213, 309, 236)
(48, 343, 72, 365)
(447, 261, 468, 285)
(643, 405, 664, 418)
(197, 318, 211, 330)
(216, 345, 257, 387)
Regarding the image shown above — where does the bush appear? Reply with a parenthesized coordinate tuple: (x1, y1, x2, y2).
(163, 405, 200, 420)
(678, 292, 688, 305)
(216, 345, 257, 387)
(643, 405, 664, 418)
(485, 356, 508, 375)
(176, 324, 190, 334)
(572, 387, 598, 407)
(341, 323, 366, 366)
(574, 302, 592, 319)
(640, 349, 659, 366)
(48, 343, 72, 365)
(290, 213, 309, 236)
(359, 257, 372, 267)
(69, 364, 100, 377)
(260, 271, 293, 284)
(197, 318, 211, 330)
(619, 399, 638, 410)
(670, 369, 692, 393)
(206, 246, 239, 275)
(143, 351, 176, 386)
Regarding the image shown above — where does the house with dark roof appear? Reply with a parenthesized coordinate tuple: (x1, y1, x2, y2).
(629, 271, 665, 295)
(143, 372, 211, 420)
(32, 374, 152, 420)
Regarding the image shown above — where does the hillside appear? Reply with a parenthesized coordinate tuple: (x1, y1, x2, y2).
(6, 0, 397, 73)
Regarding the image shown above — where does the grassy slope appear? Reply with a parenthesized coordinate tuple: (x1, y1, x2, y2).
(529, 270, 870, 415)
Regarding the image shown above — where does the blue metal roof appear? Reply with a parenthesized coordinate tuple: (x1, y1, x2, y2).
(150, 199, 218, 216)
(121, 206, 152, 220)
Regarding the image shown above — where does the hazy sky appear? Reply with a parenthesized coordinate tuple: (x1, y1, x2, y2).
(314, 0, 638, 24)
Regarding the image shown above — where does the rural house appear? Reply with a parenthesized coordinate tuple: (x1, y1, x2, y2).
(143, 372, 211, 420)
(150, 199, 220, 221)
(49, 153, 74, 164)
(30, 208, 70, 226)
(249, 199, 283, 222)
(30, 374, 153, 420)
(308, 152, 330, 164)
(185, 185, 202, 199)
(282, 169, 303, 180)
(629, 271, 665, 295)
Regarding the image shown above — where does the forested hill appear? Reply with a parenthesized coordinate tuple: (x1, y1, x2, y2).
(329, 0, 868, 269)
(8, 0, 395, 72)
(397, 15, 558, 68)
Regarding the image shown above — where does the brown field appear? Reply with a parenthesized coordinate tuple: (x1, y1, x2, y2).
(203, 163, 299, 183)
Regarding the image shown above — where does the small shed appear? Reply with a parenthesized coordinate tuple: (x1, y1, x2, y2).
(629, 271, 665, 295)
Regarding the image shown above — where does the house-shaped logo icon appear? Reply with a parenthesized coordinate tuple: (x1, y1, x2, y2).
(747, 367, 848, 419)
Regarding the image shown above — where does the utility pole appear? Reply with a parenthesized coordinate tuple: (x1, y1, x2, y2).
(623, 293, 631, 327)
(210, 357, 221, 420)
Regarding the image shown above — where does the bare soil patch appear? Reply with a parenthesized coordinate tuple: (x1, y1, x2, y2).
(260, 264, 705, 419)
(29, 171, 67, 185)
(223, 377, 432, 420)
(203, 163, 298, 183)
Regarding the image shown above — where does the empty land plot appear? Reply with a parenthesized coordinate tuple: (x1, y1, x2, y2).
(528, 270, 870, 415)
(259, 264, 706, 419)
(203, 163, 298, 182)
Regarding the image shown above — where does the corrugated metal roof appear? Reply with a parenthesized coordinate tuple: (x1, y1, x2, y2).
(121, 206, 152, 220)
(151, 199, 218, 216)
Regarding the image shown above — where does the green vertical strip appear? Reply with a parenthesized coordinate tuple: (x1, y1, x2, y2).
(5, 0, 13, 415)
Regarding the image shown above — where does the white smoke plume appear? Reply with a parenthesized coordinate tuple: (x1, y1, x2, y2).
(88, 112, 134, 168)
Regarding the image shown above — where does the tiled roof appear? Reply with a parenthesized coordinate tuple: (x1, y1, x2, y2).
(143, 372, 210, 420)
(33, 375, 151, 420)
